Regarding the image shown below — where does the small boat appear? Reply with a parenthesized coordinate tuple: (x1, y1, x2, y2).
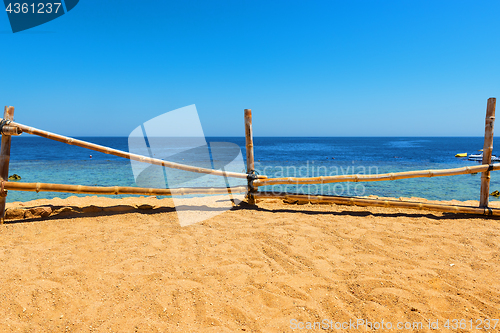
(455, 153, 467, 157)
(468, 152, 500, 162)
(468, 153, 483, 160)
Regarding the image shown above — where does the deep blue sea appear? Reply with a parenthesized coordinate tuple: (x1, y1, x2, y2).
(6, 136, 500, 202)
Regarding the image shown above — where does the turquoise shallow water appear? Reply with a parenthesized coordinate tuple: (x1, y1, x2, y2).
(5, 136, 500, 203)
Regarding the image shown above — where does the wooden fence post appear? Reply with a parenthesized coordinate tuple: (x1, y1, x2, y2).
(480, 98, 497, 208)
(0, 106, 15, 223)
(244, 109, 256, 205)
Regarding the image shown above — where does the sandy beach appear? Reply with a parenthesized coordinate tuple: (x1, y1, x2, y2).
(0, 196, 498, 332)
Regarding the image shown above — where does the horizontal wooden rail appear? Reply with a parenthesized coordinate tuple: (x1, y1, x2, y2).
(1, 126, 22, 136)
(2, 119, 267, 180)
(254, 191, 500, 216)
(253, 164, 500, 187)
(3, 181, 247, 196)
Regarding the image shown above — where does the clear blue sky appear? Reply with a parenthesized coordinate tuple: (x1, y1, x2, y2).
(1, 0, 499, 137)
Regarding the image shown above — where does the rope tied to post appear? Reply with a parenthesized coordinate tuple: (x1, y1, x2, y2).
(0, 180, 7, 197)
(0, 119, 12, 135)
(247, 169, 259, 191)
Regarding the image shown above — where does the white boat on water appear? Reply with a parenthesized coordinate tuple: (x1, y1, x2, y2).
(468, 152, 500, 162)
(468, 153, 483, 160)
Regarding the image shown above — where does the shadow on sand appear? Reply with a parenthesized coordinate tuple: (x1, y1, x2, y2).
(5, 200, 500, 225)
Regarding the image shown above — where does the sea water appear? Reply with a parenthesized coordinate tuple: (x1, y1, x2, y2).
(6, 136, 498, 202)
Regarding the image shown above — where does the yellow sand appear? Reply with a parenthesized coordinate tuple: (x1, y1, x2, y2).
(0, 195, 499, 332)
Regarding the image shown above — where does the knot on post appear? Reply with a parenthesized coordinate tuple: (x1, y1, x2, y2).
(0, 119, 11, 135)
(247, 169, 259, 192)
(0, 180, 7, 197)
(246, 169, 259, 206)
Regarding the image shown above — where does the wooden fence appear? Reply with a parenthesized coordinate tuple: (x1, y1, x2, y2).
(0, 98, 497, 222)
(243, 98, 499, 216)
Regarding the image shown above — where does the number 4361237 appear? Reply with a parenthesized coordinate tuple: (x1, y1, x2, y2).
(6, 3, 62, 14)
